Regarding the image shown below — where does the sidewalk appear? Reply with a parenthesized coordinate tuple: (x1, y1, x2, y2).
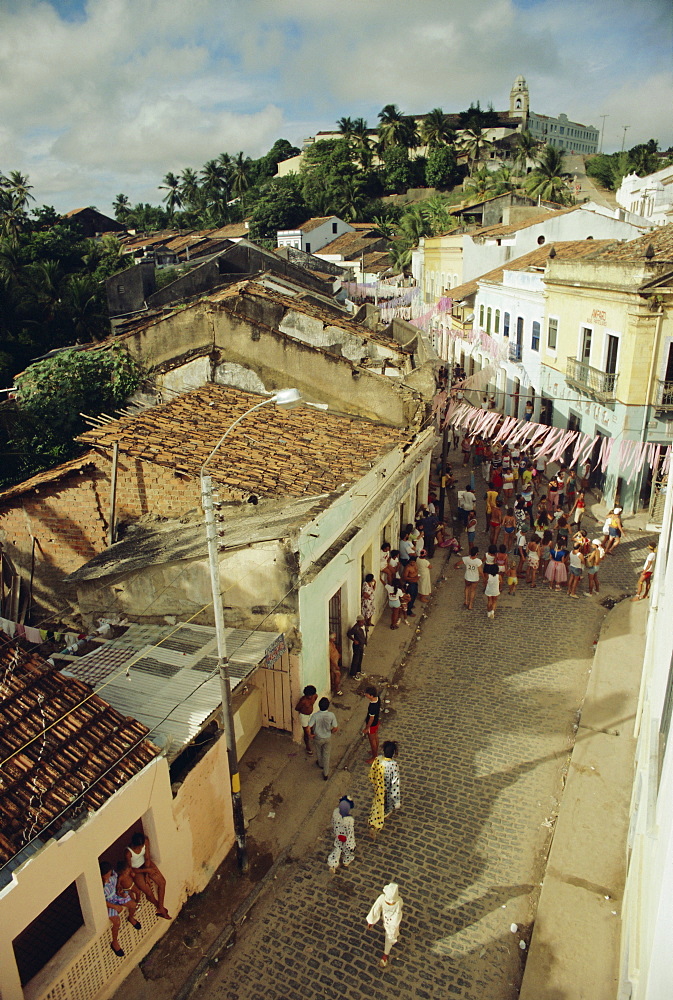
(115, 533, 456, 1000)
(520, 597, 648, 999)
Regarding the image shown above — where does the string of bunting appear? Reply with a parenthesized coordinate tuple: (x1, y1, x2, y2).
(434, 396, 671, 483)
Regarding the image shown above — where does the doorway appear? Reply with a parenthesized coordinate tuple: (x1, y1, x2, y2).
(328, 587, 343, 655)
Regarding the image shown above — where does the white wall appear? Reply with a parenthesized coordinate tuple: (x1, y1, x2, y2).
(461, 207, 646, 284)
(297, 434, 433, 698)
(620, 478, 673, 999)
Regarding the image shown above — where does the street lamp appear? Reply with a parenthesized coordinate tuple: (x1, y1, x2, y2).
(200, 388, 327, 874)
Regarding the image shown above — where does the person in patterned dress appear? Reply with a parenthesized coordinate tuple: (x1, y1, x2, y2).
(368, 741, 401, 837)
(327, 796, 356, 872)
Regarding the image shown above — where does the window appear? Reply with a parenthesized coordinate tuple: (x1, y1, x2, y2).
(531, 321, 540, 351)
(117, 284, 125, 293)
(486, 307, 492, 334)
(479, 304, 484, 327)
(503, 312, 510, 338)
(494, 309, 500, 334)
(581, 327, 592, 363)
(332, 222, 338, 234)
(537, 235, 546, 245)
(559, 126, 564, 135)
(13, 881, 84, 986)
(548, 317, 558, 351)
(605, 334, 619, 374)
(305, 242, 311, 253)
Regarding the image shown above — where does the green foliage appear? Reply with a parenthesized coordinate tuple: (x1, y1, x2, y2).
(387, 197, 458, 272)
(525, 145, 573, 204)
(425, 145, 460, 190)
(458, 101, 501, 131)
(5, 346, 143, 484)
(381, 147, 413, 194)
(248, 176, 308, 241)
(586, 141, 672, 192)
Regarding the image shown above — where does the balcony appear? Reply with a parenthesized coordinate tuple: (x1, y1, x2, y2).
(566, 357, 618, 402)
(509, 343, 522, 363)
(656, 379, 673, 409)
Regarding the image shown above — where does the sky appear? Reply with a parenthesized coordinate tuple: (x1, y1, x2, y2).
(0, 0, 671, 216)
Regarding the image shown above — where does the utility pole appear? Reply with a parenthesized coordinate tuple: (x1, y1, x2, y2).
(621, 125, 631, 152)
(599, 115, 609, 153)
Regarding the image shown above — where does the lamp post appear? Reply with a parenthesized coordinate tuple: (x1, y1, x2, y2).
(200, 389, 327, 874)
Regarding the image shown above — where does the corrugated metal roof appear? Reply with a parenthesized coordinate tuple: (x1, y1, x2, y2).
(64, 623, 284, 760)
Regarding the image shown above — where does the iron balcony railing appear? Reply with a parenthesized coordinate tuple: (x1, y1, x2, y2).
(509, 343, 522, 362)
(656, 379, 673, 409)
(566, 357, 618, 401)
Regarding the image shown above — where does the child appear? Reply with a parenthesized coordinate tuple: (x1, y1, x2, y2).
(507, 553, 519, 595)
(363, 687, 381, 762)
(526, 535, 540, 588)
(515, 528, 527, 575)
(116, 858, 140, 904)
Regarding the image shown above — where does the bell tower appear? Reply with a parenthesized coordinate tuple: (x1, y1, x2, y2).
(509, 75, 529, 122)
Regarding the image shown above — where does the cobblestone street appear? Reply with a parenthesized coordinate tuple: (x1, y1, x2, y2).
(203, 478, 654, 1000)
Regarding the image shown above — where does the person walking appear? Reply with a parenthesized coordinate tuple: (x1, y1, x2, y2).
(347, 616, 367, 677)
(604, 508, 625, 554)
(295, 685, 318, 755)
(526, 534, 540, 587)
(328, 796, 356, 873)
(363, 686, 381, 762)
(454, 546, 483, 610)
(457, 485, 476, 529)
(329, 633, 343, 697)
(502, 507, 516, 551)
(633, 544, 656, 600)
(586, 539, 604, 595)
(309, 697, 338, 780)
(570, 490, 586, 527)
(489, 502, 503, 547)
(366, 882, 404, 968)
(567, 543, 585, 598)
(484, 563, 500, 618)
(368, 741, 401, 837)
(401, 556, 419, 616)
(385, 579, 403, 629)
(417, 549, 432, 603)
(466, 511, 478, 549)
(485, 484, 499, 534)
(461, 434, 472, 466)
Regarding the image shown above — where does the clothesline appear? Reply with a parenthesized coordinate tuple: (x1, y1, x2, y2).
(441, 399, 671, 484)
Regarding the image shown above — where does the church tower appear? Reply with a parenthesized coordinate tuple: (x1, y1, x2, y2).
(509, 75, 529, 122)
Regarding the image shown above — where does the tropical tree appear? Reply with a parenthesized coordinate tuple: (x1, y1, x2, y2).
(459, 126, 495, 176)
(231, 152, 252, 203)
(112, 193, 130, 221)
(525, 145, 573, 203)
(2, 171, 34, 209)
(337, 117, 355, 141)
(248, 176, 308, 243)
(420, 108, 454, 148)
(425, 145, 460, 190)
(377, 105, 419, 151)
(512, 130, 540, 176)
(421, 195, 458, 235)
(159, 172, 183, 217)
(179, 167, 200, 209)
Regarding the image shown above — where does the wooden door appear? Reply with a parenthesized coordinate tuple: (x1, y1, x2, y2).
(259, 651, 292, 731)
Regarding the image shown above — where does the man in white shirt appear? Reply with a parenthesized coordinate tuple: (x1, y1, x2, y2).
(457, 487, 476, 528)
(633, 544, 656, 601)
(310, 698, 338, 780)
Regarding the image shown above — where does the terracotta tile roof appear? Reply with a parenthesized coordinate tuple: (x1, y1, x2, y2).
(209, 222, 249, 239)
(318, 232, 386, 258)
(449, 239, 615, 302)
(0, 453, 99, 504)
(0, 642, 159, 864)
(78, 384, 405, 499)
(473, 205, 578, 239)
(296, 216, 336, 233)
(584, 223, 673, 264)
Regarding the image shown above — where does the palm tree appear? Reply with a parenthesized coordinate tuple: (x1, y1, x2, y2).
(159, 172, 183, 217)
(525, 145, 573, 203)
(64, 274, 108, 342)
(459, 126, 495, 175)
(420, 108, 454, 148)
(337, 117, 355, 141)
(179, 168, 200, 209)
(2, 171, 34, 210)
(112, 193, 130, 221)
(377, 104, 412, 150)
(463, 165, 498, 199)
(201, 159, 230, 220)
(421, 195, 458, 235)
(350, 118, 373, 169)
(231, 152, 252, 206)
(512, 130, 539, 176)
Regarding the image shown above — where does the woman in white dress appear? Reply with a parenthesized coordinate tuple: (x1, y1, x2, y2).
(366, 882, 404, 967)
(484, 563, 500, 619)
(417, 549, 432, 602)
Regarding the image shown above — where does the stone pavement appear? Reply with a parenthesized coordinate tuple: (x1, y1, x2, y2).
(199, 462, 656, 1000)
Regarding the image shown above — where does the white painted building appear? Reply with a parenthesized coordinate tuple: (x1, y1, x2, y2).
(616, 164, 673, 227)
(276, 216, 354, 254)
(619, 473, 673, 999)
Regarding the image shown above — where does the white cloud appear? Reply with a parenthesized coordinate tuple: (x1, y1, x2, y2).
(0, 0, 671, 215)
